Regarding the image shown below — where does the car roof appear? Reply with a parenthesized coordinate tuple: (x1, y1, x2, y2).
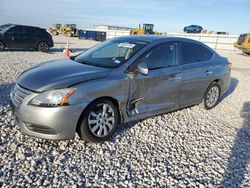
(113, 35, 214, 52)
(113, 35, 199, 43)
(10, 24, 45, 30)
(114, 35, 179, 42)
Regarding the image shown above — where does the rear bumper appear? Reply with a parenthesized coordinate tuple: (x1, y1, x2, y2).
(220, 70, 231, 96)
(48, 40, 54, 47)
(10, 91, 87, 140)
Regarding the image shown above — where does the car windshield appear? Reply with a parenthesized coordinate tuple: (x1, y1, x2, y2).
(74, 39, 148, 68)
(0, 25, 13, 34)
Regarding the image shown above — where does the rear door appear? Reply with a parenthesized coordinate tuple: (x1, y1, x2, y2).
(128, 42, 183, 116)
(180, 42, 214, 106)
(22, 27, 38, 48)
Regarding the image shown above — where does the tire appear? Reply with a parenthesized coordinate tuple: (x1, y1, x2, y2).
(37, 41, 49, 52)
(200, 82, 221, 110)
(78, 99, 119, 143)
(52, 30, 58, 35)
(67, 31, 72, 37)
(0, 41, 5, 51)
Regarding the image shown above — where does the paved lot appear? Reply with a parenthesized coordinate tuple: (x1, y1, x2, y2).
(0, 36, 249, 187)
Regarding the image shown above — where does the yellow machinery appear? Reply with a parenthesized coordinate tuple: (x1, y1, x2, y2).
(59, 24, 78, 37)
(234, 33, 250, 55)
(131, 24, 162, 35)
(48, 24, 62, 35)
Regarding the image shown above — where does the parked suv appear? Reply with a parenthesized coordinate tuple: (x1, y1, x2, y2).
(0, 24, 53, 52)
(184, 25, 203, 33)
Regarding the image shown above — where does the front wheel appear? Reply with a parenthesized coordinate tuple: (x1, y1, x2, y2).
(200, 83, 221, 110)
(0, 41, 5, 51)
(37, 41, 49, 52)
(78, 99, 119, 143)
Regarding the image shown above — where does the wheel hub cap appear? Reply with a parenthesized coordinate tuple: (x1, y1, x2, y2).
(206, 86, 219, 108)
(87, 103, 115, 138)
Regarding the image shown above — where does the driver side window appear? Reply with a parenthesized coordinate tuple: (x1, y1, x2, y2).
(140, 42, 178, 70)
(7, 27, 24, 35)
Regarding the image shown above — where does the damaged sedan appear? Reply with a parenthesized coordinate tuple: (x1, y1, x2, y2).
(10, 35, 231, 142)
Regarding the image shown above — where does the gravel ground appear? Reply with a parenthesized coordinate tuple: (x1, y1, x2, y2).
(0, 36, 249, 187)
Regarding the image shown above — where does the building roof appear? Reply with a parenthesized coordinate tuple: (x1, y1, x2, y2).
(96, 25, 135, 30)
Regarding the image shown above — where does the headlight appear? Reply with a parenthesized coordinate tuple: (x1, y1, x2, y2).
(29, 88, 77, 107)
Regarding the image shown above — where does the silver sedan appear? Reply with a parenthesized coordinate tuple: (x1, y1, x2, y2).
(10, 35, 231, 142)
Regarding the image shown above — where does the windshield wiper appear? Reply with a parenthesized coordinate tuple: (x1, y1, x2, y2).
(79, 60, 99, 67)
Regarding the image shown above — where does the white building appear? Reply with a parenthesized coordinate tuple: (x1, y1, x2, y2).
(95, 25, 133, 39)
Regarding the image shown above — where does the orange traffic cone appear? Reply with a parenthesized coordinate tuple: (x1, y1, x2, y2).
(64, 42, 70, 58)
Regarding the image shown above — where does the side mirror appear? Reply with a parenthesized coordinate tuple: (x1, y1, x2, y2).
(137, 62, 149, 75)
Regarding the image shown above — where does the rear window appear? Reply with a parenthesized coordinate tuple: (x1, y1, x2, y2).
(37, 29, 48, 36)
(182, 42, 213, 64)
(22, 27, 47, 36)
(24, 27, 38, 35)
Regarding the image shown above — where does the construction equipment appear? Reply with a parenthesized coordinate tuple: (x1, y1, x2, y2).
(234, 33, 250, 55)
(59, 24, 78, 37)
(48, 24, 62, 35)
(130, 24, 162, 35)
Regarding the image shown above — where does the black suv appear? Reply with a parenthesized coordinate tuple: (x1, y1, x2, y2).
(0, 24, 53, 52)
(183, 25, 203, 33)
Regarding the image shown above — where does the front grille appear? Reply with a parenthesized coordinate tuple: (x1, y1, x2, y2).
(12, 84, 31, 105)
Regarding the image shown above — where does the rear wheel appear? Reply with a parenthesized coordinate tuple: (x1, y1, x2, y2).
(200, 82, 221, 110)
(243, 52, 250, 56)
(52, 30, 58, 35)
(78, 99, 119, 142)
(67, 31, 72, 37)
(0, 41, 5, 51)
(37, 41, 49, 52)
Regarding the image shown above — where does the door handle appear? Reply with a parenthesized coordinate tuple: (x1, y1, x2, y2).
(205, 70, 213, 75)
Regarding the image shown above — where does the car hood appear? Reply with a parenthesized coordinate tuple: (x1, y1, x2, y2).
(17, 59, 112, 92)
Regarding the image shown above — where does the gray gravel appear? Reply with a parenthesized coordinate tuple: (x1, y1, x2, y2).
(0, 36, 250, 187)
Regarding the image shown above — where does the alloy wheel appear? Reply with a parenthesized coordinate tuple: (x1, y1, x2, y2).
(205, 86, 220, 108)
(87, 103, 115, 138)
(38, 42, 48, 52)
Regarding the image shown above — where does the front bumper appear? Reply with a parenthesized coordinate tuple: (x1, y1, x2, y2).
(10, 86, 87, 140)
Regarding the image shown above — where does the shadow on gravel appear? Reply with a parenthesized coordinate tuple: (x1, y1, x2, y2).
(0, 83, 14, 106)
(222, 102, 250, 187)
(220, 77, 238, 101)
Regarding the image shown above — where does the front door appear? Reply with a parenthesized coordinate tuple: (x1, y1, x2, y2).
(5, 26, 25, 48)
(128, 42, 183, 116)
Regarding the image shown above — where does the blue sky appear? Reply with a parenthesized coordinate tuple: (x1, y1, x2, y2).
(0, 0, 249, 35)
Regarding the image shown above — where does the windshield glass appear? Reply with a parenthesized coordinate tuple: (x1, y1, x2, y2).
(74, 39, 148, 68)
(0, 25, 13, 34)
